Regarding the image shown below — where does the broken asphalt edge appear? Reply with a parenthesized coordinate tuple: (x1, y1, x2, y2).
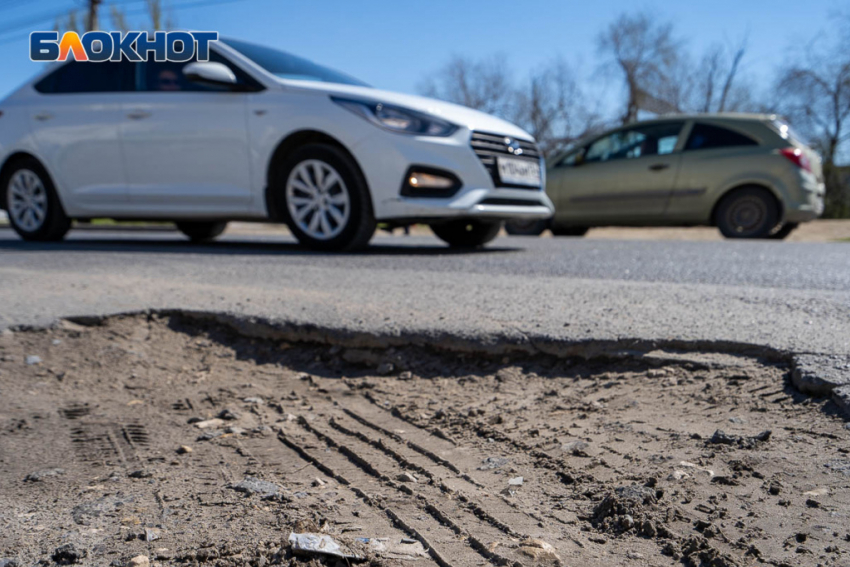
(10, 307, 850, 420)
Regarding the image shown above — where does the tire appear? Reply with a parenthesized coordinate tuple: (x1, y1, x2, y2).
(2, 157, 71, 242)
(176, 221, 228, 243)
(715, 187, 780, 239)
(431, 219, 502, 248)
(505, 218, 548, 236)
(768, 222, 798, 240)
(550, 225, 589, 237)
(273, 144, 375, 252)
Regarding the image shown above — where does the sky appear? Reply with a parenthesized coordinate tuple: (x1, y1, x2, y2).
(0, 0, 845, 105)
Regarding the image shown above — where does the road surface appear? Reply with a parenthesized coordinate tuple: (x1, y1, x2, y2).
(0, 227, 848, 356)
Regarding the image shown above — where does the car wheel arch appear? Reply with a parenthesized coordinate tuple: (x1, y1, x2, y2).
(710, 182, 784, 226)
(264, 130, 372, 221)
(0, 151, 66, 212)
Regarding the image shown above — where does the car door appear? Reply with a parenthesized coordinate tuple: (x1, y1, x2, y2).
(28, 60, 134, 215)
(118, 53, 257, 216)
(666, 121, 761, 222)
(551, 121, 685, 225)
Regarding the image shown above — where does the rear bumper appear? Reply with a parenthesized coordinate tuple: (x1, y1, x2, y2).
(785, 180, 825, 223)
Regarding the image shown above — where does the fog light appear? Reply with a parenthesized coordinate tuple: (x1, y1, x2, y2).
(401, 166, 462, 198)
(409, 171, 455, 190)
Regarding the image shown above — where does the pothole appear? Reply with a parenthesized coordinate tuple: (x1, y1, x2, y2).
(0, 313, 848, 567)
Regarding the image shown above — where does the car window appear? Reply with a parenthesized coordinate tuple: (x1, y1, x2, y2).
(557, 148, 583, 167)
(685, 123, 758, 150)
(222, 38, 369, 87)
(139, 51, 261, 92)
(34, 60, 135, 94)
(585, 122, 683, 163)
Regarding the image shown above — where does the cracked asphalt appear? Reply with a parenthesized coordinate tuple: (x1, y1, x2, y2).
(0, 226, 848, 356)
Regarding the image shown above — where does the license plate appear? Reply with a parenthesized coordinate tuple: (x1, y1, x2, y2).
(497, 157, 541, 187)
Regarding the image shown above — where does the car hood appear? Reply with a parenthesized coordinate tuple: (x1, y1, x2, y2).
(277, 79, 535, 142)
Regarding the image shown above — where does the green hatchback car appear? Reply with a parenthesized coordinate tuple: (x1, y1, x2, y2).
(507, 114, 825, 239)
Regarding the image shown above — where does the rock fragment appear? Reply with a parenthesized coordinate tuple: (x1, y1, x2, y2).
(396, 472, 418, 483)
(708, 429, 771, 449)
(176, 445, 192, 454)
(216, 409, 239, 421)
(519, 539, 560, 562)
(24, 468, 64, 482)
(193, 418, 224, 429)
(51, 544, 86, 565)
(478, 457, 509, 470)
(562, 440, 590, 456)
(127, 556, 150, 567)
(232, 476, 279, 497)
(25, 355, 42, 365)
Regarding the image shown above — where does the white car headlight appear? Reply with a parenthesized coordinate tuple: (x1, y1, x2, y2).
(332, 97, 458, 137)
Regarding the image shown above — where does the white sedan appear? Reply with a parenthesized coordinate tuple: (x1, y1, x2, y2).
(0, 38, 553, 250)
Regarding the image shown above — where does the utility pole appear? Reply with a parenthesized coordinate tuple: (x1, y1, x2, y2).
(87, 0, 102, 31)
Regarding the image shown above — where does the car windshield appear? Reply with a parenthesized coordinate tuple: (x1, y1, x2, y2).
(222, 38, 369, 87)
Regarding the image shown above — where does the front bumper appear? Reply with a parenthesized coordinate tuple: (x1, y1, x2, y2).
(350, 127, 553, 222)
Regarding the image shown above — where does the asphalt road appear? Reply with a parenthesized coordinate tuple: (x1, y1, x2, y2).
(1, 227, 848, 356)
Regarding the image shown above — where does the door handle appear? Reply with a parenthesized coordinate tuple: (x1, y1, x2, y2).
(127, 110, 152, 120)
(34, 112, 53, 121)
(649, 163, 670, 171)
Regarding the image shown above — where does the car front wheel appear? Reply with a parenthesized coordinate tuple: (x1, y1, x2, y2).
(176, 221, 228, 243)
(431, 219, 502, 248)
(276, 144, 375, 252)
(505, 218, 548, 236)
(2, 158, 71, 242)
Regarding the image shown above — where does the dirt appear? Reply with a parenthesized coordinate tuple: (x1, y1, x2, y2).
(1, 314, 849, 567)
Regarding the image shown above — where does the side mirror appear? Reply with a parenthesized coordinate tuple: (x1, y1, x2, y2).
(183, 62, 238, 89)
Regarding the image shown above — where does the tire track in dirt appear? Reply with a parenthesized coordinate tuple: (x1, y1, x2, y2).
(278, 416, 521, 567)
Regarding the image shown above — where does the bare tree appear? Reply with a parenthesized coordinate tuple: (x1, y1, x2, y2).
(513, 60, 601, 157)
(417, 54, 515, 118)
(419, 55, 599, 157)
(776, 24, 850, 216)
(597, 11, 682, 123)
(692, 40, 748, 113)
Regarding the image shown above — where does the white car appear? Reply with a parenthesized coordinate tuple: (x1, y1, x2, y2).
(0, 38, 553, 250)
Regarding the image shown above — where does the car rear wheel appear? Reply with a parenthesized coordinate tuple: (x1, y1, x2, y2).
(176, 221, 228, 243)
(768, 222, 798, 240)
(505, 218, 548, 236)
(716, 187, 779, 239)
(2, 158, 71, 242)
(276, 144, 375, 252)
(550, 225, 589, 237)
(431, 219, 502, 248)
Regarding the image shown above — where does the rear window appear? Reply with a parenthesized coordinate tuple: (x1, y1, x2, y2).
(685, 123, 758, 151)
(35, 61, 134, 94)
(772, 119, 810, 146)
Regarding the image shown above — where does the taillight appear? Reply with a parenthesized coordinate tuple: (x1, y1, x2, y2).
(780, 147, 812, 172)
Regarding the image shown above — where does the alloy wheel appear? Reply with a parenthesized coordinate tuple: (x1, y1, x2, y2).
(285, 159, 351, 241)
(8, 169, 48, 232)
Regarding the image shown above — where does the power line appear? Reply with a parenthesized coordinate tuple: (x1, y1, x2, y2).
(0, 5, 78, 37)
(0, 0, 250, 39)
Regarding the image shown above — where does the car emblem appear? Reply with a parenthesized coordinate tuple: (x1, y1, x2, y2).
(504, 137, 524, 156)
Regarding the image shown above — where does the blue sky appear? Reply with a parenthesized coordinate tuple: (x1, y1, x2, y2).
(0, 0, 845, 102)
